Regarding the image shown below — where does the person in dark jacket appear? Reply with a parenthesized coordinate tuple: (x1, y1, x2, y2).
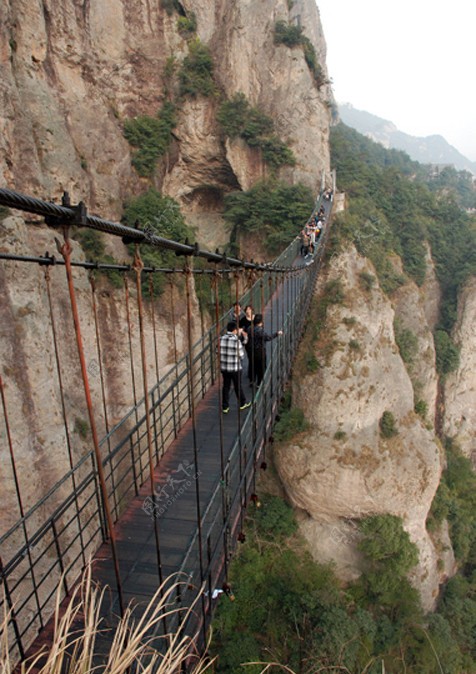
(248, 314, 283, 385)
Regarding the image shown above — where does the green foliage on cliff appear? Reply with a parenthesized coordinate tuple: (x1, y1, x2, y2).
(273, 391, 309, 442)
(379, 410, 398, 438)
(394, 318, 418, 365)
(274, 20, 326, 87)
(427, 443, 476, 669)
(211, 495, 467, 673)
(217, 93, 296, 168)
(122, 188, 194, 294)
(73, 229, 123, 288)
(177, 13, 196, 36)
(123, 102, 177, 177)
(434, 329, 460, 376)
(330, 122, 476, 335)
(178, 38, 215, 97)
(223, 180, 313, 253)
(429, 443, 476, 564)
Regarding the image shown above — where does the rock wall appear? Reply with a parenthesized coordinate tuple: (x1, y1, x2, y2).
(275, 246, 447, 610)
(1, 0, 332, 233)
(444, 276, 476, 460)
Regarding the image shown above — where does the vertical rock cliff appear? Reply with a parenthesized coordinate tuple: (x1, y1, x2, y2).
(1, 0, 332, 228)
(275, 246, 451, 610)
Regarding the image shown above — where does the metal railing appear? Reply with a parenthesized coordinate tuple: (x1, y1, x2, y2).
(0, 187, 331, 662)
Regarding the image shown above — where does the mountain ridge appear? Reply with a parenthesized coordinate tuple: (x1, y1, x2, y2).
(339, 103, 476, 175)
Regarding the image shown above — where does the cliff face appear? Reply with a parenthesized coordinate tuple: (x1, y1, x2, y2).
(275, 246, 452, 610)
(1, 0, 332, 232)
(444, 276, 476, 460)
(0, 0, 332, 620)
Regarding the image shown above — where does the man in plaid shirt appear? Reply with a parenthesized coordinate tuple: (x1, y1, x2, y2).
(220, 321, 251, 414)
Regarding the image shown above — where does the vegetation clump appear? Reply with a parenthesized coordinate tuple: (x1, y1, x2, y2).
(122, 188, 194, 295)
(223, 180, 313, 253)
(379, 410, 398, 438)
(273, 391, 309, 442)
(178, 38, 215, 97)
(394, 318, 418, 365)
(330, 122, 476, 336)
(177, 12, 196, 36)
(212, 497, 466, 673)
(434, 328, 460, 376)
(73, 228, 123, 288)
(123, 101, 176, 177)
(217, 93, 295, 169)
(274, 20, 326, 87)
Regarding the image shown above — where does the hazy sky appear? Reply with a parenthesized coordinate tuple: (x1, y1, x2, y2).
(316, 0, 476, 161)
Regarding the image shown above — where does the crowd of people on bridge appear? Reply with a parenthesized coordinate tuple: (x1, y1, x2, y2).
(219, 189, 332, 414)
(219, 303, 282, 413)
(300, 202, 326, 258)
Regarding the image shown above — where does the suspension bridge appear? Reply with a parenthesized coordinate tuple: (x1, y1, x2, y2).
(0, 185, 332, 664)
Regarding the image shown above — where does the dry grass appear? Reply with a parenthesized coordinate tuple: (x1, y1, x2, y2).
(1, 565, 213, 674)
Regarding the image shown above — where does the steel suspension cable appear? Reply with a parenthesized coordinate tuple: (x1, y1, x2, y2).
(212, 271, 228, 580)
(44, 266, 87, 570)
(0, 187, 301, 273)
(89, 276, 119, 519)
(124, 275, 143, 484)
(183, 259, 207, 640)
(0, 375, 43, 629)
(58, 235, 125, 616)
(149, 276, 165, 462)
(133, 247, 165, 597)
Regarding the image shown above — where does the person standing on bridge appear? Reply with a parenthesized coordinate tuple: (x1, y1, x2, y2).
(249, 314, 283, 386)
(220, 321, 251, 414)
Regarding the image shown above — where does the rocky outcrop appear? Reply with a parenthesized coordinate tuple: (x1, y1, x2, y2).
(392, 262, 438, 425)
(443, 276, 476, 460)
(275, 247, 445, 610)
(1, 0, 332, 244)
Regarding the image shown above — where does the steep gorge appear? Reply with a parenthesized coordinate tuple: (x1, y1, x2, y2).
(1, 0, 475, 649)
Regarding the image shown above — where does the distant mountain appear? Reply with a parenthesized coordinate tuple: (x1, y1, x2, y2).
(338, 103, 476, 176)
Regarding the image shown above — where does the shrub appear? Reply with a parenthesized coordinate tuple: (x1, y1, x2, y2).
(302, 37, 326, 87)
(359, 271, 375, 291)
(349, 339, 360, 351)
(217, 93, 295, 169)
(122, 189, 194, 295)
(394, 318, 418, 364)
(414, 398, 428, 418)
(74, 417, 89, 439)
(253, 494, 298, 539)
(179, 39, 215, 97)
(177, 13, 196, 36)
(334, 430, 347, 441)
(324, 278, 345, 304)
(274, 21, 326, 88)
(0, 205, 10, 219)
(73, 229, 123, 288)
(274, 407, 309, 442)
(434, 444, 476, 564)
(274, 19, 303, 47)
(305, 353, 320, 372)
(223, 180, 313, 254)
(434, 329, 460, 376)
(261, 135, 296, 168)
(379, 410, 398, 438)
(357, 514, 419, 614)
(123, 101, 177, 177)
